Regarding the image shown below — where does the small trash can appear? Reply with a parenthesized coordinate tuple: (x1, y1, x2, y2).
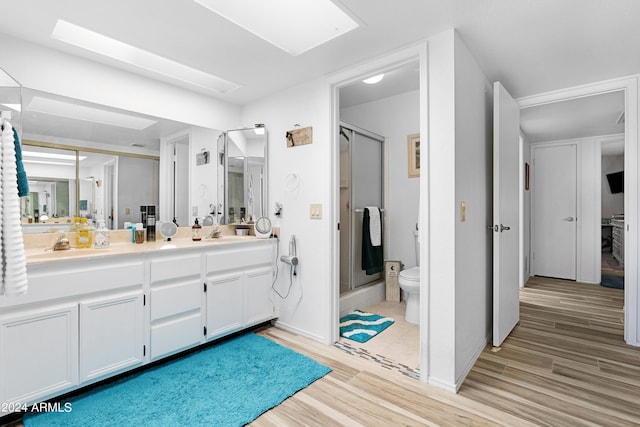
(384, 260, 402, 302)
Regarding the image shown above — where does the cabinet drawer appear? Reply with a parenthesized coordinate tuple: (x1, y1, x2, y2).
(150, 253, 201, 284)
(206, 244, 272, 274)
(151, 313, 202, 360)
(151, 281, 202, 322)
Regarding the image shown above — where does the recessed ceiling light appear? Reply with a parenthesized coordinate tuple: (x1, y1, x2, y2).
(51, 19, 240, 95)
(363, 74, 384, 85)
(193, 0, 359, 56)
(28, 96, 156, 130)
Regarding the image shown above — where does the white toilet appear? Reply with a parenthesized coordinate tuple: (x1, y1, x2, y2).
(399, 228, 420, 324)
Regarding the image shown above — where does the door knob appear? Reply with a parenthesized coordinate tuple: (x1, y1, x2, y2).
(500, 224, 510, 232)
(563, 217, 575, 222)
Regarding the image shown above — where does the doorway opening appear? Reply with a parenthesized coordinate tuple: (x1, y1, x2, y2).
(519, 80, 636, 345)
(334, 60, 421, 373)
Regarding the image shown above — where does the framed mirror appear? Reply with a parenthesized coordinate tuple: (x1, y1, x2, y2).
(18, 88, 197, 233)
(219, 127, 268, 224)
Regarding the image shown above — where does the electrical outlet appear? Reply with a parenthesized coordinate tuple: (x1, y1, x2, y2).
(125, 207, 130, 215)
(192, 206, 198, 216)
(310, 203, 322, 219)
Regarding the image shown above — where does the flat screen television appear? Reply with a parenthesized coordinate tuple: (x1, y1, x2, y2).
(606, 171, 624, 194)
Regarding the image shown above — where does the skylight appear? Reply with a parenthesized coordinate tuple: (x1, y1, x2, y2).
(193, 0, 359, 56)
(28, 96, 157, 130)
(51, 19, 240, 95)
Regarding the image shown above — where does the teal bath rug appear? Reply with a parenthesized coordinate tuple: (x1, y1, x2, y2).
(23, 333, 331, 427)
(601, 274, 624, 289)
(339, 310, 394, 343)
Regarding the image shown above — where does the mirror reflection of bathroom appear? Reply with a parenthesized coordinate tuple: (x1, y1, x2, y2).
(218, 127, 268, 225)
(338, 61, 420, 375)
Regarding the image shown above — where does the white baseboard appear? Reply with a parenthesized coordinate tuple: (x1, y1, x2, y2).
(272, 320, 332, 345)
(454, 335, 488, 392)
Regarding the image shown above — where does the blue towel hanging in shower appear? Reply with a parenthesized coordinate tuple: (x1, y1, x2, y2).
(362, 207, 383, 275)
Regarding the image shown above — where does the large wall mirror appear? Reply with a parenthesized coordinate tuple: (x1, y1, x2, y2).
(18, 88, 195, 233)
(219, 127, 268, 224)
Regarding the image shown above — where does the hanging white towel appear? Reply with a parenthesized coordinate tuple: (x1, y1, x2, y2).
(366, 206, 381, 247)
(1, 119, 28, 296)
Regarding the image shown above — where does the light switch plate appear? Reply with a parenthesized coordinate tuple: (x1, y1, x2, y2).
(310, 203, 322, 219)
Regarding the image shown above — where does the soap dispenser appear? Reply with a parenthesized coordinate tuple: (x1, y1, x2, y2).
(94, 220, 110, 248)
(192, 218, 202, 241)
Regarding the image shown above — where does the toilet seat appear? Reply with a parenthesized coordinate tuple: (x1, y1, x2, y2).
(399, 266, 420, 282)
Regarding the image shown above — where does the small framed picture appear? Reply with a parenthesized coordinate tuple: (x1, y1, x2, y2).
(407, 133, 420, 178)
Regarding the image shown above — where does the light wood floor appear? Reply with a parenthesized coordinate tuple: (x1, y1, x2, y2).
(4, 277, 637, 427)
(253, 276, 640, 426)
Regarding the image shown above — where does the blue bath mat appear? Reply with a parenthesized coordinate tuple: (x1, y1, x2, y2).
(601, 274, 624, 289)
(23, 333, 331, 427)
(339, 310, 394, 343)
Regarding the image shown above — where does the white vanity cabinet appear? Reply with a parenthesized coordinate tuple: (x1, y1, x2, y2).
(149, 253, 204, 360)
(205, 240, 276, 340)
(1, 238, 276, 415)
(0, 303, 79, 409)
(80, 291, 144, 383)
(0, 256, 145, 411)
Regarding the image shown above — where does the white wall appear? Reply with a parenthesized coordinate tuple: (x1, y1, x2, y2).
(427, 30, 458, 389)
(453, 33, 493, 388)
(340, 90, 420, 268)
(242, 78, 334, 343)
(116, 157, 159, 229)
(602, 154, 624, 218)
(426, 30, 493, 391)
(190, 127, 221, 224)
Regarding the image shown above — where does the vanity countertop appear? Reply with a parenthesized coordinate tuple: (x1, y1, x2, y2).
(23, 225, 272, 265)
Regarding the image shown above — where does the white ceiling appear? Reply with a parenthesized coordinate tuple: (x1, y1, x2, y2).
(1, 0, 638, 148)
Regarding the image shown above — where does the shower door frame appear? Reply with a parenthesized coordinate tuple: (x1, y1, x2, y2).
(339, 121, 386, 294)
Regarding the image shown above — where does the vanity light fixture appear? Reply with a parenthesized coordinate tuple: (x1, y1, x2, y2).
(362, 74, 385, 84)
(192, 0, 360, 56)
(50, 19, 241, 95)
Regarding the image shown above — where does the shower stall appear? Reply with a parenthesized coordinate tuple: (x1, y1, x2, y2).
(339, 122, 385, 295)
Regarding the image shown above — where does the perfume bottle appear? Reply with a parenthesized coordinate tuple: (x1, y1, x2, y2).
(192, 218, 202, 241)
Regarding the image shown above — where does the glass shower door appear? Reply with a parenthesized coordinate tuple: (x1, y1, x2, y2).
(339, 123, 384, 293)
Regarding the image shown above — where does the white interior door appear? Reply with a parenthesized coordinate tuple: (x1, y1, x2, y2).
(493, 82, 521, 347)
(532, 144, 577, 280)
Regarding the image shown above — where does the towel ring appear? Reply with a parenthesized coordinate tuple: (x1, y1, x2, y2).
(285, 172, 299, 192)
